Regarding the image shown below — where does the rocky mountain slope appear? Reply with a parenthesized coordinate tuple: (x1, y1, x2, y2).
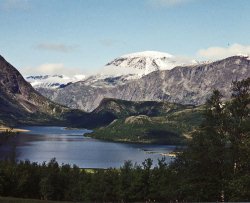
(0, 55, 127, 127)
(0, 55, 70, 125)
(37, 56, 250, 112)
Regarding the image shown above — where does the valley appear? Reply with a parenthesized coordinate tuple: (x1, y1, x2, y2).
(0, 53, 249, 146)
(1, 1, 250, 201)
(0, 52, 249, 202)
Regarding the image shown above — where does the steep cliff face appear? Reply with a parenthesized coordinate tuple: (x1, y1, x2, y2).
(37, 56, 250, 112)
(0, 55, 68, 124)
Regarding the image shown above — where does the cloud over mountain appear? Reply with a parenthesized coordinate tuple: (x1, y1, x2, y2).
(22, 63, 85, 77)
(197, 44, 250, 60)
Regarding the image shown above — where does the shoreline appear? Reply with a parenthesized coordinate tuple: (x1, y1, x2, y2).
(84, 133, 187, 146)
(0, 127, 30, 133)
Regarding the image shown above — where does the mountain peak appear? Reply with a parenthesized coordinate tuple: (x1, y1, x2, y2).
(120, 51, 173, 59)
(0, 55, 6, 61)
(103, 50, 197, 77)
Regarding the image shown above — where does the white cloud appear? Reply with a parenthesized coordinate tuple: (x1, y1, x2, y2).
(35, 43, 78, 53)
(36, 63, 66, 75)
(197, 43, 250, 60)
(22, 63, 85, 76)
(148, 0, 193, 7)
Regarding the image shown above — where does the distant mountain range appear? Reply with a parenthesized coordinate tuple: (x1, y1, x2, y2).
(36, 54, 250, 112)
(25, 74, 86, 89)
(26, 51, 197, 89)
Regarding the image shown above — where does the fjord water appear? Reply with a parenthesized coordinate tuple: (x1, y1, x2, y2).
(0, 126, 176, 168)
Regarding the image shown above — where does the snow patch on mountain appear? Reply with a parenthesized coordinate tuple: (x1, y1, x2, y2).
(81, 74, 138, 88)
(25, 74, 85, 89)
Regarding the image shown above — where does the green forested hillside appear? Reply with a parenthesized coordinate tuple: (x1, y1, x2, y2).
(88, 105, 204, 144)
(93, 98, 193, 117)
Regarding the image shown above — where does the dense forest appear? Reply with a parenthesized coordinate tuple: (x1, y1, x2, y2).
(0, 78, 249, 202)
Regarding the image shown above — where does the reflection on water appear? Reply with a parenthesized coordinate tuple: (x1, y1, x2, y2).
(0, 126, 177, 168)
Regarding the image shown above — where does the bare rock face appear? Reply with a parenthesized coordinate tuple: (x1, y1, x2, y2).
(110, 56, 250, 105)
(0, 55, 68, 122)
(37, 56, 250, 112)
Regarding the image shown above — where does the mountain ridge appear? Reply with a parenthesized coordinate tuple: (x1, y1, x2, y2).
(37, 55, 250, 112)
(27, 51, 197, 91)
(0, 55, 70, 125)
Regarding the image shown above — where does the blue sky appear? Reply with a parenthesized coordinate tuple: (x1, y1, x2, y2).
(1, 0, 250, 75)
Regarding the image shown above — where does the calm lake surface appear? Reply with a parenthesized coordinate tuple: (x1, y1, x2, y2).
(0, 126, 177, 168)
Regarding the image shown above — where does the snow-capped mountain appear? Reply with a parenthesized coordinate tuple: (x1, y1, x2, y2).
(37, 56, 250, 112)
(26, 51, 197, 89)
(82, 51, 198, 88)
(25, 74, 85, 89)
(101, 51, 198, 77)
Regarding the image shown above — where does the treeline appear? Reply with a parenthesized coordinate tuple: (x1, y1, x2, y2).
(0, 158, 175, 202)
(0, 78, 249, 202)
(170, 78, 250, 202)
(0, 129, 17, 146)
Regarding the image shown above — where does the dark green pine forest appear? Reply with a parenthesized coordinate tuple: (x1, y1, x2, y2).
(0, 78, 249, 202)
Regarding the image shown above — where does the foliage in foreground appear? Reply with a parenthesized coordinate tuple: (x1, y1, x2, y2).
(172, 77, 250, 201)
(0, 196, 73, 203)
(0, 78, 249, 202)
(0, 129, 17, 146)
(0, 158, 175, 202)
